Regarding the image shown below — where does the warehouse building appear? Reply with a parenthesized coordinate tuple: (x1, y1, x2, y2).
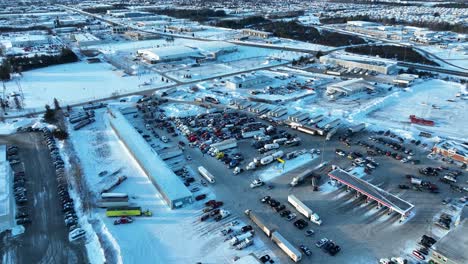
(432, 140, 468, 165)
(326, 78, 375, 98)
(226, 73, 272, 89)
(72, 33, 101, 47)
(107, 107, 193, 209)
(0, 34, 51, 48)
(137, 46, 201, 63)
(320, 54, 397, 75)
(0, 145, 14, 233)
(242, 29, 272, 38)
(429, 219, 468, 264)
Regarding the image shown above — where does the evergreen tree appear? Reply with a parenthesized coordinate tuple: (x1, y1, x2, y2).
(43, 104, 56, 123)
(53, 98, 61, 110)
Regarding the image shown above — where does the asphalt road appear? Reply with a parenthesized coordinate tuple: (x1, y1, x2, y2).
(0, 133, 87, 264)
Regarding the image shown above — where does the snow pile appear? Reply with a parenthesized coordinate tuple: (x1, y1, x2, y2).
(257, 153, 316, 182)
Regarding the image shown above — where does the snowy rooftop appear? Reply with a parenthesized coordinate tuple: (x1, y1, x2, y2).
(329, 169, 414, 215)
(137, 46, 199, 60)
(328, 78, 374, 92)
(433, 219, 468, 264)
(186, 41, 237, 53)
(434, 140, 468, 157)
(107, 107, 192, 207)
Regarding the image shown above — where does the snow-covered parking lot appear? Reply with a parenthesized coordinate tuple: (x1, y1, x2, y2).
(67, 107, 274, 263)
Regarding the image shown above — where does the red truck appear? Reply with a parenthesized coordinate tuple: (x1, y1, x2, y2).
(409, 115, 435, 126)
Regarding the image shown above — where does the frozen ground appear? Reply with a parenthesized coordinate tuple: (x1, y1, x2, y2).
(68, 108, 274, 263)
(3, 61, 171, 111)
(369, 79, 467, 140)
(418, 45, 468, 69)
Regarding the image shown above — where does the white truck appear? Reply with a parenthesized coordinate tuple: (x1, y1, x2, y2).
(209, 139, 237, 154)
(214, 209, 230, 221)
(290, 168, 315, 187)
(271, 231, 302, 262)
(236, 238, 254, 250)
(288, 195, 322, 225)
(198, 166, 215, 184)
(250, 179, 264, 188)
(264, 143, 280, 150)
(229, 231, 254, 246)
(246, 161, 257, 170)
(242, 129, 265, 139)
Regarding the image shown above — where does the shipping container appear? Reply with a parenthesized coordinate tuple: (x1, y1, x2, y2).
(198, 166, 215, 183)
(271, 231, 302, 262)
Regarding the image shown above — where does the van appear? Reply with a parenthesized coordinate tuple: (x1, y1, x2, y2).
(69, 228, 86, 242)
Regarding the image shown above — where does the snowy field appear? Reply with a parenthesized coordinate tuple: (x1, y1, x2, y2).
(68, 108, 274, 263)
(369, 79, 468, 140)
(418, 45, 468, 69)
(3, 61, 172, 111)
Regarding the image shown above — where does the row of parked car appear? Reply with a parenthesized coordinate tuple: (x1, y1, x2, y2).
(43, 128, 85, 242)
(10, 145, 32, 225)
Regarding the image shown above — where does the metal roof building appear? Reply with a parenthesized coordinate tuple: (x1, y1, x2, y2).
(108, 107, 193, 209)
(430, 219, 468, 264)
(328, 169, 414, 217)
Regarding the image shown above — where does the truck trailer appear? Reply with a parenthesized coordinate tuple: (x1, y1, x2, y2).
(244, 209, 275, 237)
(290, 168, 315, 187)
(198, 166, 216, 183)
(105, 206, 152, 217)
(288, 194, 322, 225)
(271, 231, 302, 262)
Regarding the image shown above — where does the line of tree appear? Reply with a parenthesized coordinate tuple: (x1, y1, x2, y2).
(258, 20, 367, 47)
(8, 48, 78, 72)
(0, 60, 12, 81)
(0, 25, 51, 33)
(150, 8, 226, 22)
(320, 15, 467, 34)
(82, 5, 125, 14)
(345, 45, 439, 66)
(214, 16, 268, 29)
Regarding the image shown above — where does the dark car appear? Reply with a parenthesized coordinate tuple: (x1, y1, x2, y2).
(299, 245, 312, 256)
(195, 194, 206, 201)
(280, 210, 291, 217)
(261, 196, 271, 203)
(241, 225, 253, 232)
(16, 217, 32, 225)
(294, 219, 308, 230)
(274, 204, 286, 212)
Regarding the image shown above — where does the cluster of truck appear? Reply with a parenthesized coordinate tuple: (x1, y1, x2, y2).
(245, 209, 303, 262)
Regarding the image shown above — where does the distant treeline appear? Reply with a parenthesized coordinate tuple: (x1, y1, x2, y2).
(320, 15, 467, 34)
(149, 8, 226, 22)
(345, 45, 439, 66)
(216, 18, 367, 47)
(328, 0, 416, 6)
(0, 25, 51, 33)
(7, 48, 78, 72)
(82, 4, 127, 14)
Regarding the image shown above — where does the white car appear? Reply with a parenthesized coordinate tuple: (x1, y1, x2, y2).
(286, 213, 297, 221)
(69, 228, 86, 242)
(250, 179, 264, 188)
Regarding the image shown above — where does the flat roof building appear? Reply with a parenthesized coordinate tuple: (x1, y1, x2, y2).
(242, 29, 272, 39)
(108, 107, 193, 209)
(72, 33, 101, 47)
(326, 78, 375, 98)
(430, 219, 468, 264)
(320, 54, 397, 75)
(137, 46, 201, 63)
(432, 140, 468, 165)
(0, 145, 14, 233)
(226, 73, 272, 89)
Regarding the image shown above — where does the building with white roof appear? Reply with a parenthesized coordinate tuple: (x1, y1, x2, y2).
(72, 33, 101, 47)
(137, 46, 201, 63)
(320, 54, 397, 75)
(326, 78, 375, 98)
(0, 34, 51, 49)
(226, 73, 272, 89)
(0, 145, 14, 233)
(108, 107, 193, 209)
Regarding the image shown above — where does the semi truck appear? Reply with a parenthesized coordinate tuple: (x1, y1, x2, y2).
(105, 207, 152, 217)
(347, 123, 366, 134)
(323, 119, 341, 130)
(73, 118, 95, 130)
(242, 129, 265, 139)
(288, 195, 322, 225)
(309, 114, 324, 124)
(244, 209, 275, 237)
(198, 166, 215, 184)
(229, 231, 254, 246)
(96, 199, 130, 208)
(290, 168, 315, 187)
(101, 192, 128, 200)
(271, 231, 302, 262)
(209, 139, 237, 154)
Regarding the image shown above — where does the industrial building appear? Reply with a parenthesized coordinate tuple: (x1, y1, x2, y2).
(432, 140, 468, 164)
(124, 31, 160, 41)
(137, 46, 201, 63)
(393, 73, 418, 87)
(429, 219, 468, 264)
(326, 78, 375, 98)
(72, 33, 101, 47)
(225, 73, 272, 89)
(107, 107, 193, 209)
(112, 26, 128, 34)
(187, 41, 238, 57)
(0, 34, 51, 48)
(0, 145, 14, 233)
(241, 29, 272, 38)
(320, 54, 398, 75)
